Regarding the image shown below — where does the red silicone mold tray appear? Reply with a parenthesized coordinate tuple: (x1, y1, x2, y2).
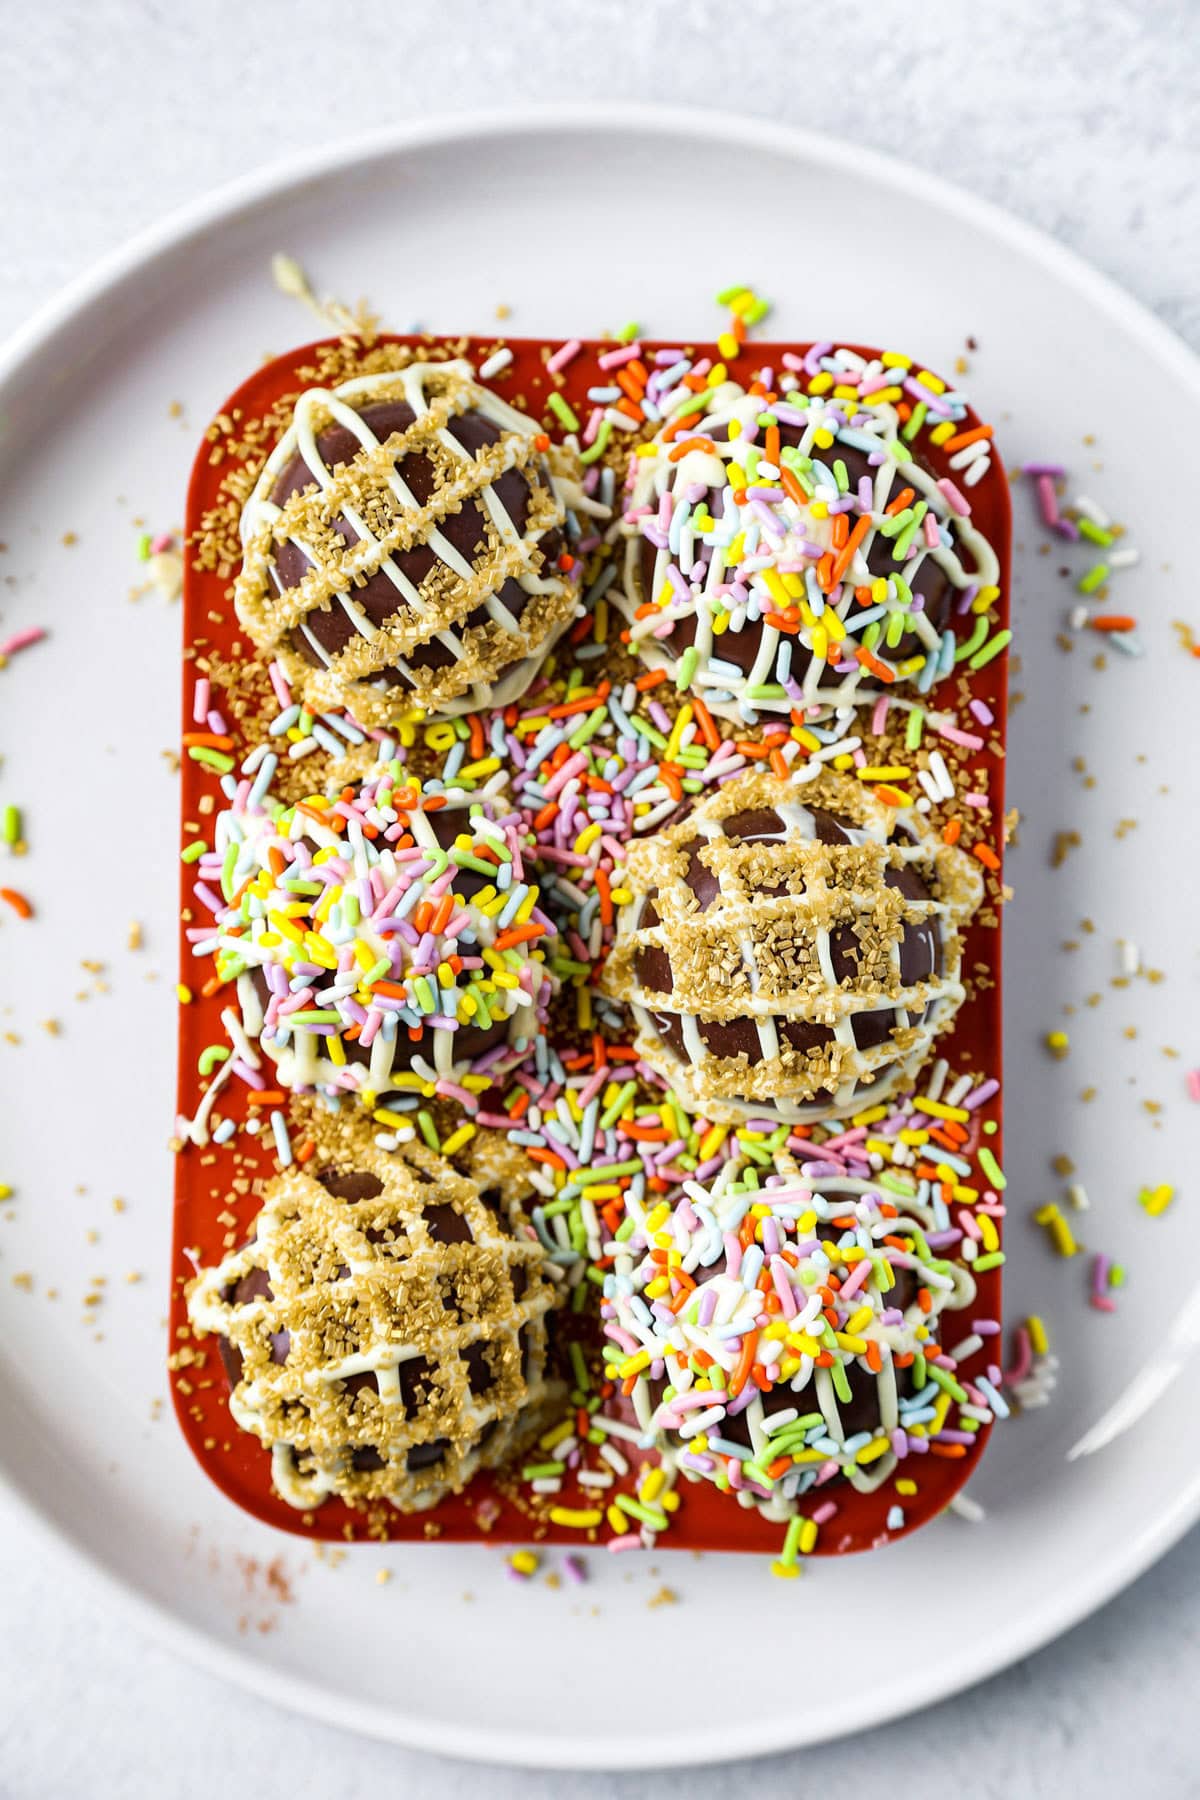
(170, 333, 1009, 1556)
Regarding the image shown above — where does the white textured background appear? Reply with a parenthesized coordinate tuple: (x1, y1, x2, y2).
(1, 2, 1198, 1794)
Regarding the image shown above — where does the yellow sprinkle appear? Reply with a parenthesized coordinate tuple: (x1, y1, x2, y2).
(978, 1214, 1000, 1252)
(1140, 1183, 1176, 1218)
(929, 420, 956, 444)
(770, 1561, 801, 1580)
(918, 369, 947, 394)
(895, 1478, 918, 1496)
(639, 1467, 666, 1504)
(372, 1107, 411, 1129)
(618, 1350, 651, 1380)
(857, 766, 911, 782)
(855, 1436, 891, 1465)
(716, 332, 739, 361)
(440, 1123, 476, 1157)
(661, 1490, 680, 1513)
(606, 1504, 626, 1535)
(913, 1096, 970, 1123)
(548, 1507, 602, 1529)
(540, 1419, 574, 1451)
(1027, 1315, 1050, 1356)
(1045, 1030, 1070, 1059)
(326, 1033, 346, 1067)
(176, 984, 192, 1004)
(574, 822, 602, 856)
(508, 1550, 539, 1577)
(881, 351, 912, 370)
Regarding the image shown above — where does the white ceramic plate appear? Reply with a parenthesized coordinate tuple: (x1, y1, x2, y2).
(0, 105, 1196, 1770)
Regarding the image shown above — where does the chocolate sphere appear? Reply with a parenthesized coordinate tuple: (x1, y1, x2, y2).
(602, 771, 981, 1125)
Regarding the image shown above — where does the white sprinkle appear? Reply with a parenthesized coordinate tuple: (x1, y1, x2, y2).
(1108, 546, 1141, 569)
(949, 1492, 986, 1524)
(963, 456, 991, 488)
(478, 347, 513, 381)
(1069, 604, 1090, 630)
(1118, 937, 1140, 976)
(1067, 1182, 1090, 1212)
(1073, 494, 1111, 528)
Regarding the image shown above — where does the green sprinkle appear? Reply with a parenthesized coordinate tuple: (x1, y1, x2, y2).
(579, 419, 612, 466)
(954, 616, 989, 664)
(136, 532, 152, 561)
(617, 321, 641, 344)
(925, 1363, 968, 1404)
(188, 746, 235, 773)
(286, 1009, 342, 1025)
(1078, 519, 1114, 547)
(902, 402, 927, 443)
(779, 1515, 806, 1567)
(180, 840, 206, 863)
(547, 391, 580, 433)
(968, 629, 1013, 672)
(614, 1493, 668, 1531)
(715, 284, 749, 306)
(904, 707, 924, 751)
(522, 1461, 565, 1480)
(416, 1109, 440, 1152)
(978, 1146, 1006, 1190)
(1078, 562, 1110, 594)
(197, 1045, 230, 1075)
(569, 1340, 590, 1392)
(676, 646, 699, 690)
(2, 804, 21, 845)
(971, 1251, 1006, 1273)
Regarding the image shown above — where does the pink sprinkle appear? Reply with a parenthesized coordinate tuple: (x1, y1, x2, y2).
(192, 677, 210, 724)
(936, 477, 971, 517)
(606, 1533, 642, 1553)
(1035, 473, 1060, 529)
(150, 531, 175, 554)
(597, 344, 641, 370)
(547, 338, 582, 374)
(0, 626, 45, 658)
(935, 722, 984, 750)
(810, 1500, 839, 1526)
(1187, 1070, 1200, 1102)
(582, 406, 603, 447)
(268, 660, 292, 708)
(871, 695, 890, 736)
(563, 1554, 587, 1584)
(968, 698, 994, 726)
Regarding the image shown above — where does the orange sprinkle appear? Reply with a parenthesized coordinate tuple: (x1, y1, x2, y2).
(494, 922, 546, 951)
(0, 888, 32, 919)
(667, 435, 718, 464)
(941, 818, 963, 846)
(973, 842, 1001, 871)
(295, 1137, 316, 1164)
(884, 486, 917, 517)
(691, 696, 721, 750)
(730, 1332, 759, 1398)
(1089, 615, 1137, 633)
(634, 667, 669, 692)
(181, 731, 234, 750)
(245, 1090, 287, 1108)
(940, 424, 993, 453)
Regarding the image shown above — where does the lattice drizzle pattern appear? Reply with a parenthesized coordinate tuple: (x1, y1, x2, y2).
(603, 771, 982, 1124)
(186, 1136, 563, 1512)
(235, 361, 592, 722)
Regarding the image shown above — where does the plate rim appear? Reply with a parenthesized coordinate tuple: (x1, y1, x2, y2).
(2, 99, 1199, 1771)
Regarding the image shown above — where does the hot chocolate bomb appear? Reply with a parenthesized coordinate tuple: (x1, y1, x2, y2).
(603, 770, 982, 1125)
(619, 371, 1000, 720)
(186, 1138, 563, 1512)
(235, 361, 602, 724)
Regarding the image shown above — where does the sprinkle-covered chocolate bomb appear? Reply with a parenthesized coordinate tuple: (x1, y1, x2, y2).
(196, 766, 556, 1105)
(605, 1148, 977, 1518)
(235, 361, 604, 723)
(602, 770, 982, 1124)
(186, 1137, 564, 1512)
(617, 359, 1000, 721)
